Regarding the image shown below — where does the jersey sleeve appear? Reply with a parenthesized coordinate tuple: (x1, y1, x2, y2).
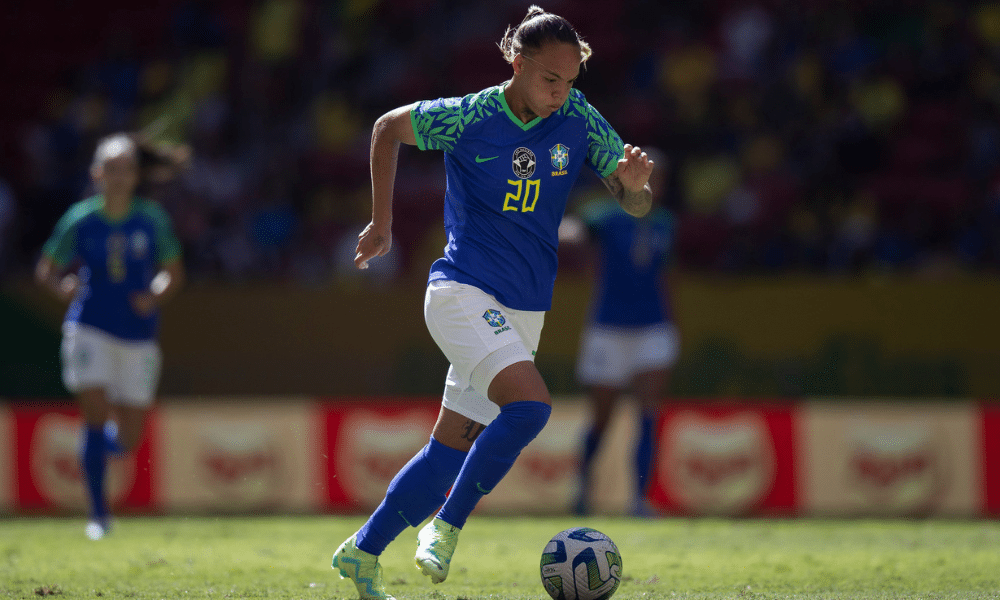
(148, 203, 183, 263)
(41, 204, 85, 267)
(584, 103, 625, 179)
(410, 96, 466, 153)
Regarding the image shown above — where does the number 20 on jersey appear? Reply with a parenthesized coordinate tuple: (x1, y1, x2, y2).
(504, 179, 540, 212)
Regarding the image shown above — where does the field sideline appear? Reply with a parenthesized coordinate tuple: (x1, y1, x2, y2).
(1, 515, 998, 599)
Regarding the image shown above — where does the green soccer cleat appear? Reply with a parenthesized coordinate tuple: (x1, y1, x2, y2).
(414, 517, 461, 584)
(332, 534, 396, 600)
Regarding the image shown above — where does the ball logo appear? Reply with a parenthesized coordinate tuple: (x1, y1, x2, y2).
(30, 413, 133, 509)
(845, 421, 946, 512)
(512, 147, 536, 179)
(660, 411, 775, 514)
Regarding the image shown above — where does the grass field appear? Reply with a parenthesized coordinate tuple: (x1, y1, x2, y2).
(1, 515, 999, 599)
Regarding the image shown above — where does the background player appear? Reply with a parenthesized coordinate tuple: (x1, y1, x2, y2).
(330, 6, 654, 600)
(34, 133, 185, 539)
(562, 149, 678, 517)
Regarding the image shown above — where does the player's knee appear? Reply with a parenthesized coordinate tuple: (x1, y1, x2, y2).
(499, 400, 551, 440)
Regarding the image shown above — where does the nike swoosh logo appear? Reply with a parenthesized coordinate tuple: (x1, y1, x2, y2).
(475, 155, 499, 163)
(476, 482, 493, 494)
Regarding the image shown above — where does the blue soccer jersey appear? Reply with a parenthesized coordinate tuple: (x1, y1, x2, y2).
(42, 196, 182, 341)
(411, 84, 624, 311)
(582, 199, 675, 327)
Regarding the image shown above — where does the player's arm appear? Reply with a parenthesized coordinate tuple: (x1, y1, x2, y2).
(356, 103, 419, 270)
(601, 144, 654, 218)
(131, 258, 185, 317)
(34, 255, 77, 304)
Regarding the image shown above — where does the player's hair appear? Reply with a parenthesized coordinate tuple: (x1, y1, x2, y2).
(499, 5, 592, 65)
(91, 131, 190, 185)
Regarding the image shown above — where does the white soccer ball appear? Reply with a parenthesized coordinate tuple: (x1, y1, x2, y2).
(540, 527, 622, 600)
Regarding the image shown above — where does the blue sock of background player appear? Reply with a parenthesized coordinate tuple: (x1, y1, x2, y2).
(633, 412, 655, 515)
(104, 420, 125, 455)
(81, 425, 109, 525)
(575, 427, 601, 515)
(356, 437, 467, 555)
(437, 400, 551, 529)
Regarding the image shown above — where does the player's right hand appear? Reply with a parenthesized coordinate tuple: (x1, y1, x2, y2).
(355, 221, 392, 269)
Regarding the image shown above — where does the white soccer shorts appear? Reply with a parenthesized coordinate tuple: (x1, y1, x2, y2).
(60, 323, 161, 407)
(423, 280, 544, 425)
(576, 322, 680, 388)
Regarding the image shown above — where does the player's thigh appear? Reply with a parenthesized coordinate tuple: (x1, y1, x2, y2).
(115, 339, 161, 409)
(61, 325, 114, 402)
(76, 387, 112, 426)
(576, 325, 632, 388)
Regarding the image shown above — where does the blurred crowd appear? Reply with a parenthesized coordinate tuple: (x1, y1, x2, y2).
(3, 0, 1000, 285)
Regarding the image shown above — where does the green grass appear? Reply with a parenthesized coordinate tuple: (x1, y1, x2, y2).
(1, 515, 999, 599)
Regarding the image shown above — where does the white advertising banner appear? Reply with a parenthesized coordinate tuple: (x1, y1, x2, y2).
(798, 401, 981, 516)
(157, 398, 323, 512)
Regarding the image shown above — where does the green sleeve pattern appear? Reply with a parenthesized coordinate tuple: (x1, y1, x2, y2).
(573, 93, 624, 178)
(411, 87, 503, 153)
(42, 199, 95, 267)
(141, 200, 182, 263)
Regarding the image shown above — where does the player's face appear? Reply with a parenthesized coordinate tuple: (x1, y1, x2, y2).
(516, 41, 582, 119)
(95, 152, 139, 198)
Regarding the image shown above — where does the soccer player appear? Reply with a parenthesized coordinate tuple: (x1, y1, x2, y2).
(566, 149, 679, 517)
(331, 6, 653, 599)
(34, 133, 185, 540)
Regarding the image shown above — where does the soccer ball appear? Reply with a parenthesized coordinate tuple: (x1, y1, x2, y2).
(540, 527, 622, 600)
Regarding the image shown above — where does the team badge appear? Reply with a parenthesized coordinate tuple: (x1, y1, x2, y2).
(550, 144, 569, 170)
(512, 147, 536, 179)
(482, 309, 506, 328)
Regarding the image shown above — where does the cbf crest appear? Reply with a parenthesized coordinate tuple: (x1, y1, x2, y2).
(550, 144, 569, 171)
(512, 147, 536, 179)
(482, 309, 506, 328)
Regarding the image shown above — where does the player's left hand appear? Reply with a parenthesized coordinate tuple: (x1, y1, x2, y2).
(614, 144, 655, 193)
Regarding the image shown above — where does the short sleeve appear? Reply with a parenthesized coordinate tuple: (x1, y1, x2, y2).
(584, 103, 625, 179)
(41, 205, 84, 267)
(410, 97, 465, 153)
(148, 203, 182, 263)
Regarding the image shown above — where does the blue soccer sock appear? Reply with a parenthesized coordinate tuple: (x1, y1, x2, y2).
(81, 426, 109, 522)
(356, 437, 467, 556)
(634, 412, 655, 499)
(104, 420, 124, 456)
(574, 426, 601, 514)
(437, 400, 551, 529)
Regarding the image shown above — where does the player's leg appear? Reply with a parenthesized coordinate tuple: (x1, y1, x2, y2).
(76, 387, 113, 539)
(417, 359, 551, 584)
(629, 323, 678, 516)
(334, 402, 473, 600)
(62, 326, 116, 538)
(574, 325, 630, 514)
(631, 367, 668, 516)
(576, 384, 621, 514)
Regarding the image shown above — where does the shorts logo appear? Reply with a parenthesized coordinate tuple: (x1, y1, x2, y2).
(482, 309, 506, 328)
(550, 144, 569, 170)
(512, 147, 536, 179)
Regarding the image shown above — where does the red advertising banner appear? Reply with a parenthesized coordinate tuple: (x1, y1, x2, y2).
(323, 398, 440, 511)
(12, 403, 154, 513)
(647, 401, 797, 515)
(0, 404, 11, 512)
